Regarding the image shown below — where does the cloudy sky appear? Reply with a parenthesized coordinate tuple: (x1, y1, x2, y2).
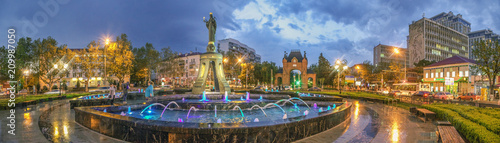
(1, 0, 499, 66)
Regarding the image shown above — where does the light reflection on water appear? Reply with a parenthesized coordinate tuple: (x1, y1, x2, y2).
(391, 122, 399, 142)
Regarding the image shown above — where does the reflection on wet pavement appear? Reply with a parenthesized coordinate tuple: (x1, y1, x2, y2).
(0, 98, 133, 143)
(295, 100, 438, 143)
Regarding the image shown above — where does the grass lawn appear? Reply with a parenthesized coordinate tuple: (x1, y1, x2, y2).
(0, 92, 94, 107)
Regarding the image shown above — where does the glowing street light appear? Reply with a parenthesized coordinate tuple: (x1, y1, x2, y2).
(336, 59, 341, 64)
(105, 38, 110, 45)
(54, 64, 58, 69)
(223, 58, 228, 63)
(393, 48, 406, 81)
(394, 48, 399, 54)
(63, 64, 68, 69)
(238, 58, 242, 62)
(356, 65, 360, 69)
(343, 65, 348, 70)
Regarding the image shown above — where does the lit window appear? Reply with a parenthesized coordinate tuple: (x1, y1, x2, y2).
(440, 86, 443, 91)
(380, 54, 384, 57)
(431, 73, 434, 78)
(452, 71, 455, 77)
(436, 72, 439, 78)
(459, 71, 464, 77)
(440, 72, 443, 77)
(465, 71, 469, 77)
(426, 73, 428, 78)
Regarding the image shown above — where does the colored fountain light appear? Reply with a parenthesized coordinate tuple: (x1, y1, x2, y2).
(215, 105, 217, 118)
(217, 118, 222, 123)
(103, 109, 107, 112)
(223, 91, 231, 102)
(246, 92, 250, 100)
(128, 106, 133, 114)
(319, 107, 323, 112)
(199, 91, 209, 102)
(254, 118, 259, 122)
(327, 106, 331, 111)
(313, 103, 318, 108)
(259, 95, 263, 100)
(303, 110, 309, 116)
(233, 106, 245, 117)
(333, 104, 336, 109)
(182, 97, 185, 102)
(240, 96, 244, 100)
(178, 118, 184, 122)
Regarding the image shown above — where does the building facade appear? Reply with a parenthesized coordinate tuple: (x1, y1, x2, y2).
(408, 13, 469, 67)
(422, 56, 474, 94)
(217, 38, 261, 63)
(157, 52, 201, 87)
(50, 49, 129, 89)
(429, 11, 471, 34)
(274, 50, 316, 89)
(373, 44, 409, 68)
(468, 29, 500, 59)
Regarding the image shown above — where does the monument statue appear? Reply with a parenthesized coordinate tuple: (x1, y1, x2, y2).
(192, 13, 231, 94)
(204, 12, 217, 52)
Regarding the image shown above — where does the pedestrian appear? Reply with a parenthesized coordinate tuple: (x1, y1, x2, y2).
(109, 84, 116, 105)
(145, 81, 154, 99)
(123, 82, 129, 104)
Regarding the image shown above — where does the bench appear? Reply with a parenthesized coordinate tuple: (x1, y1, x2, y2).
(438, 125, 465, 143)
(414, 108, 436, 123)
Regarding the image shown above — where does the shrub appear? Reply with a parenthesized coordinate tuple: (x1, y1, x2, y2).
(422, 105, 500, 143)
(52, 85, 58, 90)
(434, 104, 500, 135)
(42, 86, 48, 92)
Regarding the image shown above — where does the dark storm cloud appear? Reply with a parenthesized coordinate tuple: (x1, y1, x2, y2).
(1, 0, 499, 66)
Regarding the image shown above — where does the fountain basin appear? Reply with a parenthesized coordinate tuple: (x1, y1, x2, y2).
(75, 99, 351, 142)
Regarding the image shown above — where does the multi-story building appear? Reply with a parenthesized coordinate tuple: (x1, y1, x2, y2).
(50, 49, 129, 89)
(373, 44, 409, 67)
(408, 12, 469, 67)
(422, 56, 474, 94)
(217, 38, 261, 63)
(157, 52, 201, 87)
(468, 29, 500, 59)
(429, 11, 471, 34)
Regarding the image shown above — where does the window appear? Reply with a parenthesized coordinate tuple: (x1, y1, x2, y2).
(440, 86, 443, 91)
(452, 49, 459, 54)
(380, 54, 384, 57)
(431, 73, 434, 78)
(447, 72, 450, 77)
(426, 73, 428, 78)
(465, 71, 469, 77)
(432, 50, 441, 56)
(452, 71, 455, 77)
(436, 72, 439, 78)
(459, 71, 463, 77)
(440, 72, 443, 77)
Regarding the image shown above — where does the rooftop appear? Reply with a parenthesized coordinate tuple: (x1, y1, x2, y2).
(425, 56, 475, 68)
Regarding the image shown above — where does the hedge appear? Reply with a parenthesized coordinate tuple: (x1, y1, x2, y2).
(434, 104, 500, 135)
(422, 105, 500, 143)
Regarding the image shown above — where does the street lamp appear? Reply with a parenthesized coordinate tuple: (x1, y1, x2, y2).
(104, 38, 110, 86)
(394, 48, 406, 81)
(335, 59, 348, 94)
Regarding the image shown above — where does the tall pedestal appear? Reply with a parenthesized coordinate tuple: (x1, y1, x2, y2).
(192, 52, 231, 94)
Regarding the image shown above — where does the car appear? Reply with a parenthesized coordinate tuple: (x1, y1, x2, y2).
(457, 93, 481, 101)
(412, 91, 431, 98)
(44, 90, 63, 94)
(432, 92, 454, 100)
(308, 87, 322, 91)
(89, 87, 110, 93)
(283, 86, 292, 90)
(389, 90, 401, 96)
(252, 86, 264, 92)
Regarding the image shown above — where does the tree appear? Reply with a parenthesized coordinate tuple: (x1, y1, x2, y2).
(413, 59, 436, 82)
(222, 51, 240, 81)
(252, 61, 278, 86)
(33, 37, 72, 91)
(471, 40, 500, 99)
(75, 41, 102, 92)
(107, 34, 134, 89)
(238, 62, 254, 87)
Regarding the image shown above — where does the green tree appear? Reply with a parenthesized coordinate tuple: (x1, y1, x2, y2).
(33, 37, 72, 91)
(471, 40, 500, 99)
(252, 61, 278, 86)
(75, 41, 102, 92)
(413, 59, 436, 82)
(107, 34, 134, 89)
(238, 62, 254, 88)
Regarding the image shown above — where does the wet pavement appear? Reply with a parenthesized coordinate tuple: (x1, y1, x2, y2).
(2, 97, 436, 143)
(0, 98, 144, 143)
(296, 100, 438, 143)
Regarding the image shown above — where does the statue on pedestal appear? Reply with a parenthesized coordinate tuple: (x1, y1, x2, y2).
(204, 13, 217, 52)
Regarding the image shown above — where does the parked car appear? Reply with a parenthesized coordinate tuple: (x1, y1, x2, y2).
(432, 92, 454, 100)
(389, 90, 401, 96)
(283, 86, 292, 90)
(44, 90, 63, 94)
(412, 91, 431, 98)
(89, 87, 110, 93)
(457, 93, 481, 101)
(308, 87, 322, 91)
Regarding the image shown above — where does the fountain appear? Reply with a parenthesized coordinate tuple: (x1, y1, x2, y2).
(327, 106, 331, 111)
(199, 91, 209, 102)
(223, 91, 231, 102)
(186, 106, 199, 119)
(249, 105, 267, 117)
(319, 107, 323, 112)
(160, 101, 180, 117)
(75, 13, 352, 143)
(233, 106, 245, 117)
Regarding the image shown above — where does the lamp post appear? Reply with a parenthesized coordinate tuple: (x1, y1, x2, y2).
(335, 59, 348, 94)
(104, 38, 109, 86)
(394, 48, 406, 81)
(23, 70, 29, 97)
